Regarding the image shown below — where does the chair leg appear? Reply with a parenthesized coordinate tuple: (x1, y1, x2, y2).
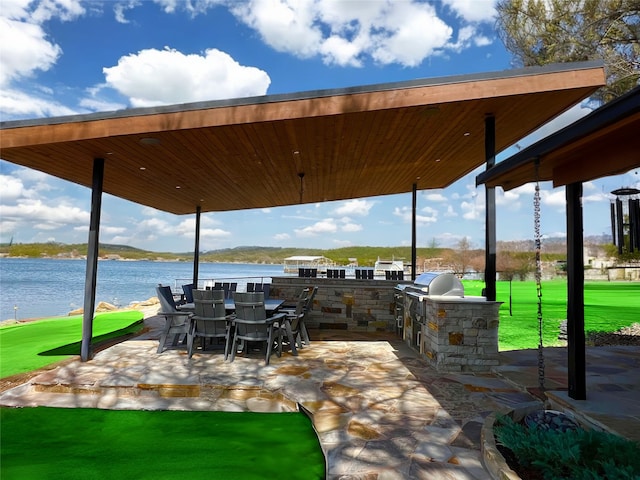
(229, 331, 239, 362)
(187, 333, 194, 358)
(265, 328, 274, 365)
(300, 320, 311, 345)
(284, 322, 298, 356)
(157, 317, 171, 354)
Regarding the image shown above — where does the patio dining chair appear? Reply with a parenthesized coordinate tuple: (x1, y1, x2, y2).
(226, 292, 287, 365)
(182, 283, 194, 304)
(156, 285, 191, 354)
(299, 286, 317, 346)
(187, 289, 233, 358)
(277, 288, 310, 356)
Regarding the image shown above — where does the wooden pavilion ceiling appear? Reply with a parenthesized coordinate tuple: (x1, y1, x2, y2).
(0, 62, 605, 215)
(477, 85, 640, 191)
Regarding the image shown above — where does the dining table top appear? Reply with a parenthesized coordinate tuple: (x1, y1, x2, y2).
(179, 298, 285, 313)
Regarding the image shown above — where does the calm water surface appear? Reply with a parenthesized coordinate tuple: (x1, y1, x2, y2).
(0, 258, 285, 321)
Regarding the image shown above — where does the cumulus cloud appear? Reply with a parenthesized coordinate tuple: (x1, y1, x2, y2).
(393, 205, 437, 224)
(103, 47, 271, 107)
(294, 218, 338, 237)
(2, 199, 89, 230)
(341, 222, 362, 232)
(229, 0, 491, 67)
(333, 199, 374, 217)
(423, 191, 448, 202)
(0, 0, 85, 118)
(443, 0, 496, 23)
(542, 189, 567, 209)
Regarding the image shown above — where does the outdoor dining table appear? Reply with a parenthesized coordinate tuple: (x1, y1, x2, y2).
(179, 298, 284, 314)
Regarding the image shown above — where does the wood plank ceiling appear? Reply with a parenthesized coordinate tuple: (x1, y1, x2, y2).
(1, 62, 605, 215)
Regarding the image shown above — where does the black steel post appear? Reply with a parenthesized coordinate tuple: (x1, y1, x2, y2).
(81, 158, 104, 362)
(484, 115, 496, 301)
(616, 198, 624, 254)
(193, 206, 201, 287)
(610, 203, 617, 246)
(412, 183, 417, 281)
(566, 182, 586, 400)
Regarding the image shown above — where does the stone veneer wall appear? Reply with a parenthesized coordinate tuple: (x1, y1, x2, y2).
(270, 277, 405, 332)
(409, 296, 501, 373)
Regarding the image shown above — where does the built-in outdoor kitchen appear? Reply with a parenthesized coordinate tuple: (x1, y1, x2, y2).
(396, 272, 502, 372)
(272, 272, 501, 372)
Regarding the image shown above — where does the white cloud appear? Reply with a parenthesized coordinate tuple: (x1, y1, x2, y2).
(341, 222, 362, 232)
(444, 205, 457, 217)
(460, 194, 484, 220)
(423, 191, 448, 202)
(0, 175, 25, 201)
(0, 87, 78, 118)
(231, 0, 323, 59)
(2, 199, 89, 229)
(102, 225, 127, 235)
(370, 2, 452, 66)
(274, 232, 290, 241)
(0, 0, 85, 87)
(333, 199, 374, 216)
(294, 218, 338, 237)
(542, 189, 567, 209)
(443, 0, 496, 23)
(103, 47, 271, 107)
(229, 0, 494, 67)
(393, 205, 437, 224)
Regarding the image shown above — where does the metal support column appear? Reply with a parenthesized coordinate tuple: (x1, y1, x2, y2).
(566, 182, 586, 400)
(81, 158, 104, 362)
(484, 115, 497, 301)
(411, 183, 417, 281)
(193, 206, 201, 287)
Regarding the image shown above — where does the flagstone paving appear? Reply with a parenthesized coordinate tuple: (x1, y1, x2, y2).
(2, 312, 638, 479)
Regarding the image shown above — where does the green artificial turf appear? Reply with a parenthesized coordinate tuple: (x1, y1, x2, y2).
(0, 311, 144, 378)
(0, 406, 325, 480)
(462, 280, 640, 351)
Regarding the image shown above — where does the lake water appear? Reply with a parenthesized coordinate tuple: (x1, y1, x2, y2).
(0, 258, 286, 322)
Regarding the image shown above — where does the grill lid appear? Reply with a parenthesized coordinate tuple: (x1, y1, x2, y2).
(412, 272, 464, 296)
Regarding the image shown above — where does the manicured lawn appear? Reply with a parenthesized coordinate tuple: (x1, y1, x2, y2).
(463, 280, 640, 351)
(0, 311, 144, 378)
(0, 406, 325, 480)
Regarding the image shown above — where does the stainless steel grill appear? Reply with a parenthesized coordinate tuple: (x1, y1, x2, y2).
(403, 272, 464, 297)
(396, 272, 465, 348)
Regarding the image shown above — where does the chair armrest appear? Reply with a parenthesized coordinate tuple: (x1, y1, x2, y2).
(158, 310, 191, 318)
(269, 312, 288, 323)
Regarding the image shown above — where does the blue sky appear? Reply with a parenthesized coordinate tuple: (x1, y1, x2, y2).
(1, 0, 638, 253)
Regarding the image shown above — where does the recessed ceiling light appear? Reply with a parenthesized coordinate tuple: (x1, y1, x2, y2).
(139, 137, 160, 145)
(175, 185, 181, 189)
(463, 132, 471, 137)
(139, 167, 146, 171)
(435, 158, 441, 162)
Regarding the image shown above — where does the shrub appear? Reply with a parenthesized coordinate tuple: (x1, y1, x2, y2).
(494, 414, 640, 479)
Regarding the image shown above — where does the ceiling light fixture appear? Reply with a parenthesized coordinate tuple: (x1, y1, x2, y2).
(139, 137, 160, 145)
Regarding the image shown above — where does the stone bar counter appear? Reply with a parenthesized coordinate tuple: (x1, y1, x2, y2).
(404, 295, 502, 372)
(271, 276, 404, 333)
